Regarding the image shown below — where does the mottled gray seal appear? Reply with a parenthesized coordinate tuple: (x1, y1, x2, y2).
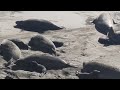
(11, 54, 76, 70)
(81, 62, 119, 73)
(0, 39, 22, 61)
(92, 13, 115, 35)
(8, 38, 29, 50)
(28, 34, 57, 55)
(14, 19, 64, 33)
(81, 61, 120, 79)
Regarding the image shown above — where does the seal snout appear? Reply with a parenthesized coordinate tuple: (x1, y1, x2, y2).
(14, 21, 23, 28)
(16, 21, 23, 24)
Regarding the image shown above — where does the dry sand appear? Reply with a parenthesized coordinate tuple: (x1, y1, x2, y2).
(0, 11, 120, 79)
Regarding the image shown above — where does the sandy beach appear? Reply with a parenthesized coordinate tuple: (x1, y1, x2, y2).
(0, 11, 120, 79)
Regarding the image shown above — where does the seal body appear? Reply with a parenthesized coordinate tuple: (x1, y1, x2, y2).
(81, 62, 120, 79)
(93, 13, 115, 35)
(14, 19, 63, 33)
(12, 54, 74, 70)
(0, 39, 21, 61)
(28, 34, 56, 55)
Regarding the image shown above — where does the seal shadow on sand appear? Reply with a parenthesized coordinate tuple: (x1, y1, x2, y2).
(98, 33, 120, 46)
(14, 19, 64, 33)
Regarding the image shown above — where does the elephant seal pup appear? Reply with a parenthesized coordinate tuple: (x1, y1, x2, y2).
(81, 62, 120, 73)
(10, 60, 47, 73)
(14, 19, 64, 33)
(0, 39, 22, 61)
(28, 34, 57, 56)
(11, 54, 76, 70)
(8, 38, 29, 50)
(81, 62, 120, 79)
(92, 13, 115, 35)
(81, 62, 120, 77)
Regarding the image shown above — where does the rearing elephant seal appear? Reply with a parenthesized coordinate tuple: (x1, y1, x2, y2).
(0, 39, 22, 61)
(28, 34, 57, 55)
(92, 13, 115, 35)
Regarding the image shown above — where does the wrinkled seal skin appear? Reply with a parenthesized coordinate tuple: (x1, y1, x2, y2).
(92, 13, 115, 35)
(0, 39, 22, 61)
(11, 54, 75, 70)
(28, 34, 57, 55)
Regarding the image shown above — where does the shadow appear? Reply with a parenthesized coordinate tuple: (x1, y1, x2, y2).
(52, 41, 64, 48)
(30, 47, 56, 56)
(98, 34, 120, 46)
(9, 39, 29, 50)
(98, 38, 115, 46)
(14, 19, 64, 33)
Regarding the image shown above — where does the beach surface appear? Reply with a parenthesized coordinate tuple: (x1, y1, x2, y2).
(0, 11, 120, 79)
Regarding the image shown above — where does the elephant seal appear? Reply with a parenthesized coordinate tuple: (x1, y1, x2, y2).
(14, 19, 64, 33)
(8, 38, 29, 50)
(81, 61, 120, 79)
(28, 34, 57, 55)
(10, 60, 47, 73)
(11, 54, 76, 70)
(0, 39, 22, 61)
(81, 62, 120, 73)
(76, 70, 100, 79)
(92, 13, 115, 35)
